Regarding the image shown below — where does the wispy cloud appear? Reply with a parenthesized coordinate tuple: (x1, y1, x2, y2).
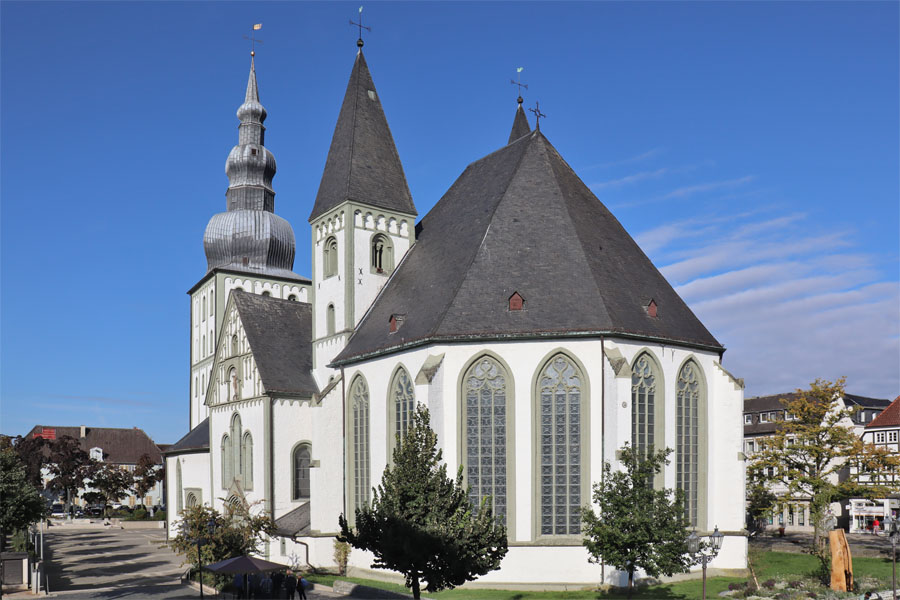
(590, 168, 669, 190)
(585, 147, 664, 170)
(636, 208, 900, 399)
(659, 176, 756, 200)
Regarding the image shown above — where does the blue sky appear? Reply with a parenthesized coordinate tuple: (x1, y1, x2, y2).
(2, 1, 897, 444)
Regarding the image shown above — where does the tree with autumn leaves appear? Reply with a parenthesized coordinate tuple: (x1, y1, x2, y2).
(748, 378, 900, 572)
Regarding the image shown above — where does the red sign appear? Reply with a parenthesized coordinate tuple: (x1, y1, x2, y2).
(37, 427, 56, 440)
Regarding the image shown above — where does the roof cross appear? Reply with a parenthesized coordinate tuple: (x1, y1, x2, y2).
(510, 67, 527, 104)
(529, 101, 546, 130)
(243, 23, 263, 57)
(350, 6, 371, 48)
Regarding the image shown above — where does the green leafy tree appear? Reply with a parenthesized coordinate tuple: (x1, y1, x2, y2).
(132, 453, 162, 509)
(88, 462, 133, 516)
(582, 444, 694, 597)
(339, 406, 508, 599)
(4, 435, 48, 489)
(170, 501, 276, 586)
(46, 435, 95, 514)
(748, 378, 900, 572)
(746, 480, 777, 534)
(0, 448, 46, 549)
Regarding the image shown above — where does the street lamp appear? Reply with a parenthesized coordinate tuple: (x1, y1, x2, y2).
(688, 526, 725, 600)
(883, 515, 899, 600)
(193, 517, 217, 599)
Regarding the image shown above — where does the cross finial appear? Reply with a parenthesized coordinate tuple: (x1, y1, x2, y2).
(243, 24, 263, 57)
(510, 67, 527, 105)
(350, 6, 371, 48)
(529, 101, 546, 130)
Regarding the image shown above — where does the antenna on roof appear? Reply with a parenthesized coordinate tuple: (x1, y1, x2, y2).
(510, 67, 527, 105)
(243, 23, 263, 57)
(529, 101, 546, 130)
(350, 6, 371, 48)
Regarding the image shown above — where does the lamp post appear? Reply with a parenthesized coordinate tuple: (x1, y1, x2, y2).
(884, 515, 899, 600)
(192, 517, 216, 599)
(688, 526, 725, 600)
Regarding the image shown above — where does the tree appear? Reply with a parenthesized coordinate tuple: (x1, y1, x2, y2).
(132, 453, 162, 509)
(582, 444, 695, 597)
(746, 480, 777, 534)
(170, 501, 276, 586)
(45, 435, 95, 514)
(4, 435, 47, 489)
(0, 448, 46, 549)
(88, 462, 133, 516)
(747, 378, 900, 572)
(339, 406, 508, 599)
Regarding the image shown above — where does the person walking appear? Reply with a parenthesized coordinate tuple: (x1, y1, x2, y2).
(284, 571, 297, 600)
(297, 574, 309, 600)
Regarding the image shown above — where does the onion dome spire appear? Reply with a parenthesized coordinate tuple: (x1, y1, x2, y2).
(203, 59, 299, 278)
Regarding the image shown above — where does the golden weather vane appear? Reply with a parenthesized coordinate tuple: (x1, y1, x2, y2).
(244, 23, 263, 57)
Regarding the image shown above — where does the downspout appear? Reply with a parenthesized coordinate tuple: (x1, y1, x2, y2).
(341, 367, 347, 518)
(600, 335, 606, 585)
(292, 536, 312, 569)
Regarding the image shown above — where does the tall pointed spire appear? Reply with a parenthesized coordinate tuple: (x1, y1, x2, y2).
(508, 96, 531, 144)
(203, 59, 299, 278)
(309, 50, 415, 222)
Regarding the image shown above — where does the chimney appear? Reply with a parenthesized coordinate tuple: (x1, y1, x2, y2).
(80, 425, 86, 438)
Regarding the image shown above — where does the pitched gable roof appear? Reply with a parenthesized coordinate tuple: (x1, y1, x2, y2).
(26, 425, 162, 464)
(232, 292, 318, 397)
(867, 396, 900, 428)
(309, 50, 415, 221)
(332, 131, 721, 366)
(164, 418, 210, 454)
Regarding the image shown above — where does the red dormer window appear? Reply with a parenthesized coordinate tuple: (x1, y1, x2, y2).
(647, 299, 658, 318)
(509, 292, 524, 311)
(389, 314, 406, 334)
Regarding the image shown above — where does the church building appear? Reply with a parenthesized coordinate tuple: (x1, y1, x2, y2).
(164, 37, 747, 586)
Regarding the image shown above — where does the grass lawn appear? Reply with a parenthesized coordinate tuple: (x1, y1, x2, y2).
(306, 551, 896, 599)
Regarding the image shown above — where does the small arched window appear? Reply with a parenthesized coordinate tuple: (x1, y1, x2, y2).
(202, 335, 206, 357)
(186, 492, 198, 508)
(202, 297, 207, 318)
(326, 304, 336, 336)
(242, 432, 254, 490)
(324, 237, 338, 278)
(293, 443, 312, 500)
(262, 291, 271, 297)
(371, 234, 393, 273)
(288, 294, 298, 301)
(176, 460, 184, 513)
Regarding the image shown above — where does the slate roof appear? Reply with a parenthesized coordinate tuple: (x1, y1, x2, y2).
(309, 50, 415, 222)
(743, 393, 795, 436)
(508, 102, 531, 144)
(867, 396, 900, 429)
(26, 425, 163, 464)
(332, 130, 721, 366)
(274, 502, 311, 537)
(844, 394, 892, 409)
(164, 418, 210, 454)
(232, 292, 318, 397)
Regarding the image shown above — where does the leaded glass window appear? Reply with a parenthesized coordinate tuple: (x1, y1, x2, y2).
(294, 444, 311, 499)
(538, 354, 583, 536)
(222, 435, 231, 488)
(391, 368, 415, 453)
(351, 377, 370, 509)
(242, 432, 253, 490)
(676, 361, 701, 526)
(631, 354, 657, 457)
(464, 357, 508, 524)
(176, 460, 183, 512)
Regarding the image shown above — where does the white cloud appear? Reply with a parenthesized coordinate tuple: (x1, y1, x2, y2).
(590, 168, 669, 190)
(659, 175, 756, 200)
(586, 147, 664, 170)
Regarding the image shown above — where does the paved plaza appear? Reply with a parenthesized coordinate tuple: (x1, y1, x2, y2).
(38, 525, 340, 599)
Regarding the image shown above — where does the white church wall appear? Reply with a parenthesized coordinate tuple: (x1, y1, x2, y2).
(351, 210, 412, 327)
(166, 451, 211, 538)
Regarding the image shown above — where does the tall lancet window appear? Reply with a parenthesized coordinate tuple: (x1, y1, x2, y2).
(388, 368, 415, 459)
(676, 360, 703, 526)
(324, 237, 338, 278)
(463, 356, 509, 526)
(537, 353, 585, 536)
(242, 432, 254, 490)
(631, 353, 659, 458)
(293, 443, 311, 500)
(349, 376, 370, 512)
(176, 460, 183, 513)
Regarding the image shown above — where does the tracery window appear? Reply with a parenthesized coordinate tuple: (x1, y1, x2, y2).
(464, 356, 509, 525)
(631, 353, 658, 458)
(388, 368, 415, 458)
(350, 377, 370, 511)
(324, 237, 338, 278)
(538, 353, 584, 536)
(676, 360, 702, 526)
(293, 443, 311, 499)
(371, 234, 393, 273)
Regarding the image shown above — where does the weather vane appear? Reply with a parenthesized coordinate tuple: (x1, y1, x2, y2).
(243, 23, 263, 57)
(510, 67, 527, 104)
(529, 101, 546, 130)
(350, 6, 371, 48)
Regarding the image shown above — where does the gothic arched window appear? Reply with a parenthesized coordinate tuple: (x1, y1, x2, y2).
(463, 356, 510, 526)
(631, 352, 661, 458)
(176, 460, 183, 513)
(388, 368, 415, 459)
(537, 353, 585, 536)
(222, 435, 231, 488)
(371, 234, 393, 273)
(326, 304, 336, 336)
(349, 377, 370, 513)
(230, 413, 242, 486)
(293, 443, 311, 500)
(676, 360, 704, 527)
(324, 237, 338, 278)
(186, 492, 198, 508)
(242, 432, 253, 490)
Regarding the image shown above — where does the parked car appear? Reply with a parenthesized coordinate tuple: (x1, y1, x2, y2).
(49, 503, 66, 518)
(86, 504, 104, 517)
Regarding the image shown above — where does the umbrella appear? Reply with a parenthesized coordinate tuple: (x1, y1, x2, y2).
(204, 555, 288, 574)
